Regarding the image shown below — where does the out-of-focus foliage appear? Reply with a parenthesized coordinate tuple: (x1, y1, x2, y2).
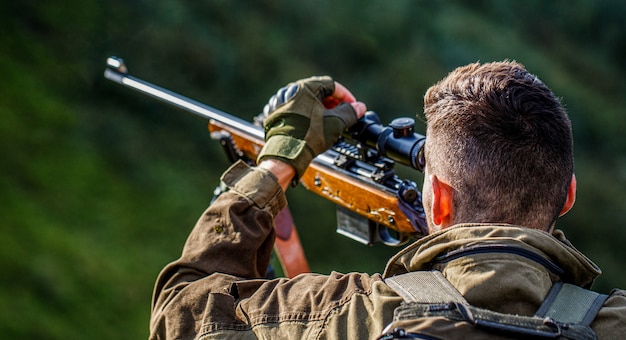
(1, 0, 624, 338)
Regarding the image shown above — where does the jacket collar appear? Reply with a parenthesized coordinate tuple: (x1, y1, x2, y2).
(383, 224, 601, 288)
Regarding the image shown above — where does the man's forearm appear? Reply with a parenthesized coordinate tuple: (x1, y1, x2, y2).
(258, 159, 296, 192)
(178, 161, 286, 277)
(152, 161, 288, 313)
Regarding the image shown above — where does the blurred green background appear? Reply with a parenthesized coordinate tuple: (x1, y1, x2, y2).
(1, 0, 625, 338)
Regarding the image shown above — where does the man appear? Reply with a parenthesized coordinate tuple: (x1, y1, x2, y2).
(149, 62, 626, 339)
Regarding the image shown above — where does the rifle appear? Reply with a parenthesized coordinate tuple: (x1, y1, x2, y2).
(104, 56, 428, 277)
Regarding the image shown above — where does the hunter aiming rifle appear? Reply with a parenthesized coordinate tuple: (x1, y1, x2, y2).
(104, 56, 428, 278)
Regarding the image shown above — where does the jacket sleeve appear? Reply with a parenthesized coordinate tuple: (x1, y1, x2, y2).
(150, 160, 287, 330)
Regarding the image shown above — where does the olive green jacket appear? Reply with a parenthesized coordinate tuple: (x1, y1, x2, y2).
(149, 162, 626, 339)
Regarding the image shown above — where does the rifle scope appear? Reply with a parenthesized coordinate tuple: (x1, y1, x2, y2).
(347, 111, 426, 172)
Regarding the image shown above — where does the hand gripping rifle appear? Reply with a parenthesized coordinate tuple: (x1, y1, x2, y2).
(104, 57, 428, 278)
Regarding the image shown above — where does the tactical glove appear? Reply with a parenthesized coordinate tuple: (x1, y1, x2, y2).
(257, 76, 358, 181)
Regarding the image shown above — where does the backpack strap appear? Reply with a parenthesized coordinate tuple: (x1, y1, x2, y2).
(385, 272, 567, 337)
(535, 281, 609, 326)
(385, 270, 466, 304)
(384, 271, 605, 340)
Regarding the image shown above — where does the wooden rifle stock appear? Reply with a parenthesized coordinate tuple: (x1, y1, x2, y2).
(104, 56, 427, 277)
(208, 119, 424, 236)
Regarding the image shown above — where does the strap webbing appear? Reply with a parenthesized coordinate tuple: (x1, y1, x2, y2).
(386, 272, 608, 327)
(385, 271, 466, 304)
(536, 282, 609, 326)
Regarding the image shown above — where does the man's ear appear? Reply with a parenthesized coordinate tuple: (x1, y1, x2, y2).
(559, 174, 577, 217)
(430, 175, 454, 228)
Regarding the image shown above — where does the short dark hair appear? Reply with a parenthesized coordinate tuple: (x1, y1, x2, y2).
(423, 61, 573, 230)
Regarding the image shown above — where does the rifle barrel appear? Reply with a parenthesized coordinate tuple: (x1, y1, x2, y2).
(104, 57, 264, 142)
